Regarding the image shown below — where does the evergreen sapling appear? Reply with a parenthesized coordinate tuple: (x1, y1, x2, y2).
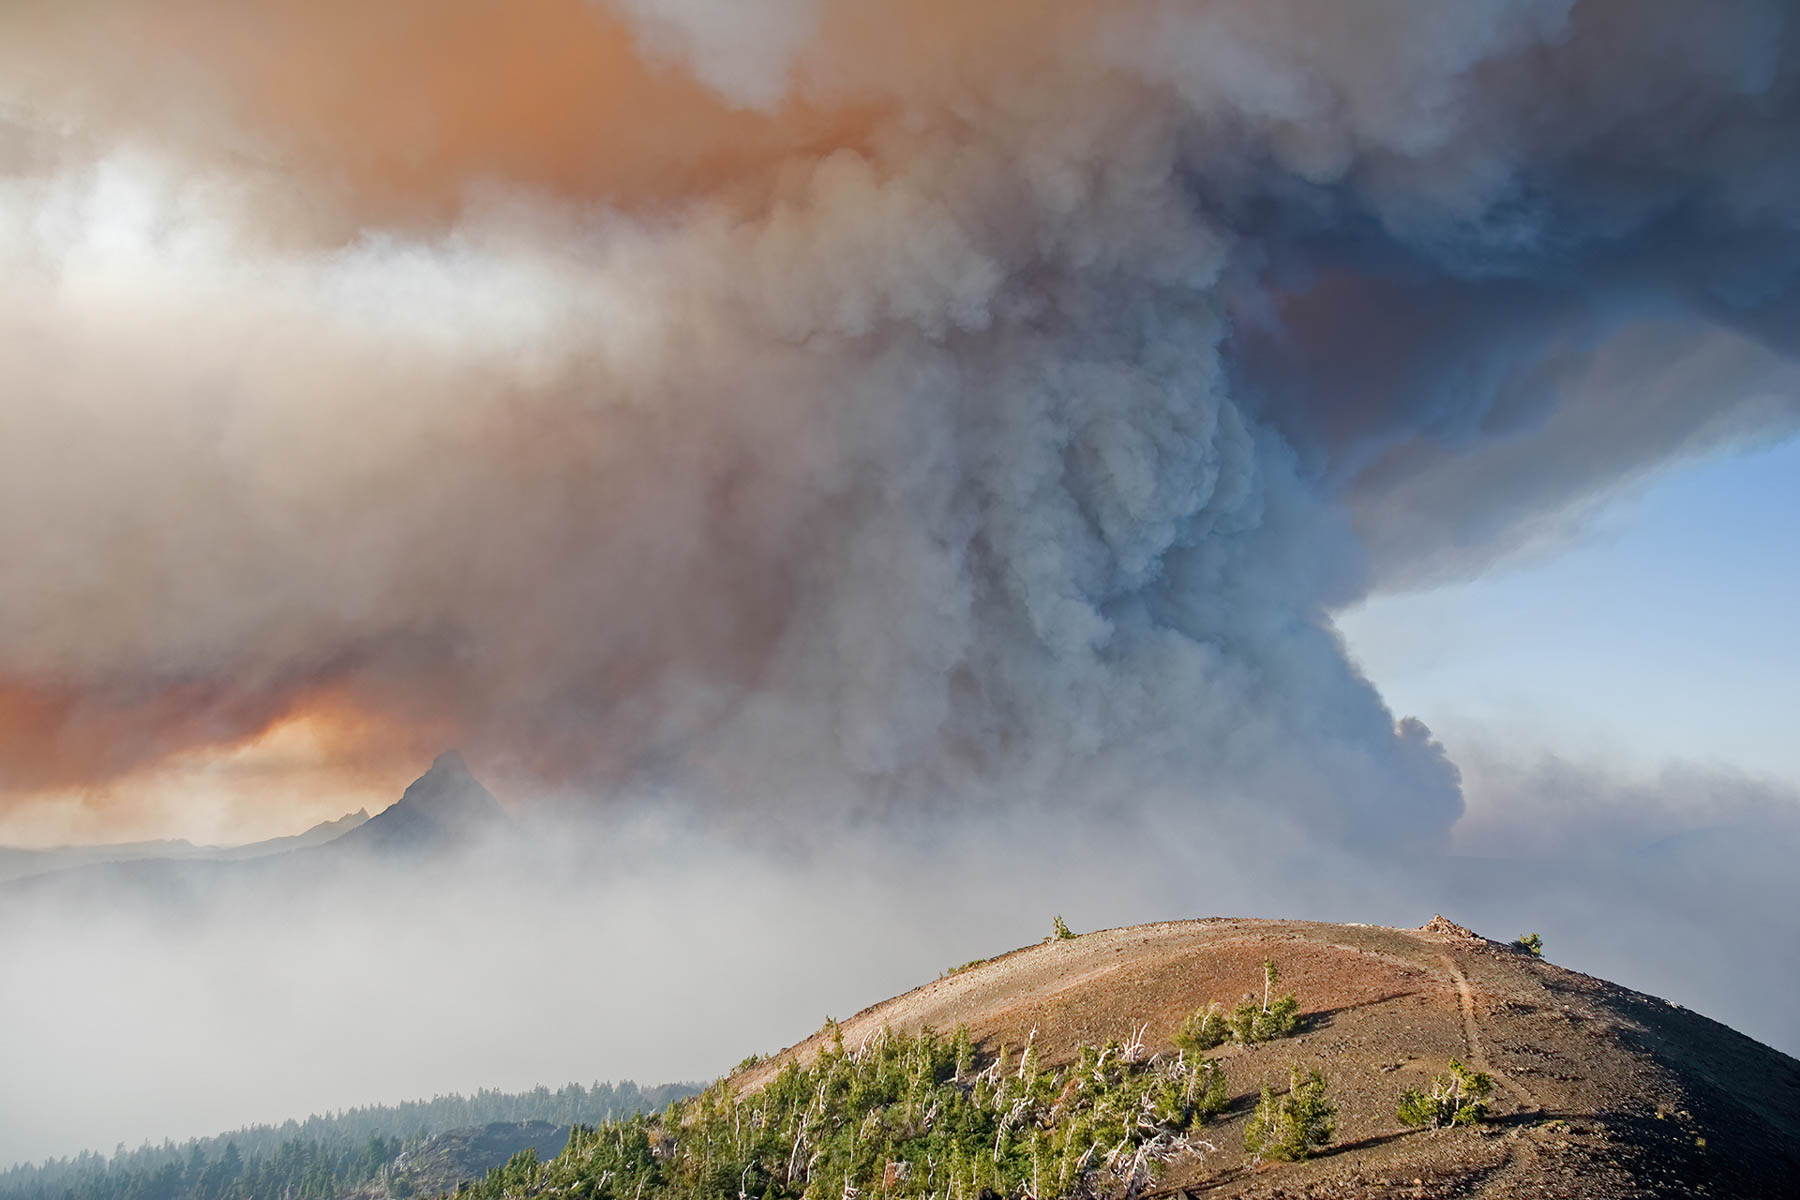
(1242, 1066, 1335, 1162)
(1396, 1059, 1494, 1129)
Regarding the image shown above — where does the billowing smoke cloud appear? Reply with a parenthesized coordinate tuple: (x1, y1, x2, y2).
(2, 5, 1800, 1154)
(5, 0, 1791, 849)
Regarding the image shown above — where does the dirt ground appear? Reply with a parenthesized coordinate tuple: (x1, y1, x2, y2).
(732, 917, 1800, 1199)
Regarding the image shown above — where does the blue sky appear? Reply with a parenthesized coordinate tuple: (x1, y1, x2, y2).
(1340, 433, 1800, 789)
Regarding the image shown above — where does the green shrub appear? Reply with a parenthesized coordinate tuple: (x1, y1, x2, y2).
(1173, 1001, 1231, 1054)
(1243, 1065, 1335, 1162)
(1230, 960, 1301, 1044)
(1396, 1058, 1493, 1129)
(1051, 914, 1076, 941)
(1175, 960, 1302, 1055)
(1512, 932, 1543, 957)
(1188, 1058, 1231, 1123)
(1229, 992, 1301, 1044)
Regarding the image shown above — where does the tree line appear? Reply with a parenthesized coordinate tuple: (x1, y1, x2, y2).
(1, 1081, 696, 1200)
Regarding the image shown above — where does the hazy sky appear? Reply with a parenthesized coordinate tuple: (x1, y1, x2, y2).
(1343, 433, 1800, 842)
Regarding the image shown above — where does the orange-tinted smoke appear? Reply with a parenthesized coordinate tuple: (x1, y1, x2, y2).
(0, 0, 1108, 231)
(0, 677, 447, 795)
(0, 0, 1119, 818)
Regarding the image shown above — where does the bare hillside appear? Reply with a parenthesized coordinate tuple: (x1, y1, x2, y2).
(734, 917, 1800, 1199)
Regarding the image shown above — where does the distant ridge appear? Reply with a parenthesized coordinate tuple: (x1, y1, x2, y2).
(0, 809, 371, 884)
(216, 808, 372, 859)
(0, 1079, 699, 1197)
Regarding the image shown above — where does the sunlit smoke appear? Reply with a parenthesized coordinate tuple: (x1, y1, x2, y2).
(2, 0, 1799, 1164)
(3, 0, 1793, 845)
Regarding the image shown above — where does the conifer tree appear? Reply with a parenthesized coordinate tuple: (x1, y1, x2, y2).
(1242, 1066, 1335, 1162)
(1173, 1003, 1230, 1054)
(1396, 1059, 1493, 1129)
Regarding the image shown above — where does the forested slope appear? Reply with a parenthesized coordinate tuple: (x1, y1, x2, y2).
(1, 1082, 696, 1200)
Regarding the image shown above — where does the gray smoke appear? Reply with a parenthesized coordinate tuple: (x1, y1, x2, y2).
(1, 0, 1799, 1163)
(2, 0, 1793, 847)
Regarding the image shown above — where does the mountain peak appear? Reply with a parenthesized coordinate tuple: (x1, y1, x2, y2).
(429, 748, 469, 775)
(393, 750, 502, 822)
(406, 748, 471, 790)
(326, 751, 508, 858)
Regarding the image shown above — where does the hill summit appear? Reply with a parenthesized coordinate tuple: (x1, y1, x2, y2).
(729, 918, 1800, 1197)
(471, 917, 1797, 1200)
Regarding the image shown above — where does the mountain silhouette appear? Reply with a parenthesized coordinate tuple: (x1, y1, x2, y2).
(320, 750, 508, 859)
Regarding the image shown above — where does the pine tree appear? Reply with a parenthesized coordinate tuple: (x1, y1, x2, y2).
(1227, 961, 1302, 1044)
(1173, 1002, 1230, 1054)
(1243, 1066, 1335, 1162)
(1397, 1059, 1493, 1128)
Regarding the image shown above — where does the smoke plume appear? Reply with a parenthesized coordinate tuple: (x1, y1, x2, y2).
(2, 0, 1800, 1159)
(4, 0, 1793, 845)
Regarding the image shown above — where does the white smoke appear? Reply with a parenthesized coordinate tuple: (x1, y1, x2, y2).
(0, 10, 1485, 843)
(0, 0, 1798, 1162)
(3, 2, 1796, 839)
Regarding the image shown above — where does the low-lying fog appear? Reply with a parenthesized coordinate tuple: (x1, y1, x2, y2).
(5, 785, 1794, 1167)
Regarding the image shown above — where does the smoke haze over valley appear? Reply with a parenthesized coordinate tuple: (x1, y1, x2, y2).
(2, 0, 1798, 1171)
